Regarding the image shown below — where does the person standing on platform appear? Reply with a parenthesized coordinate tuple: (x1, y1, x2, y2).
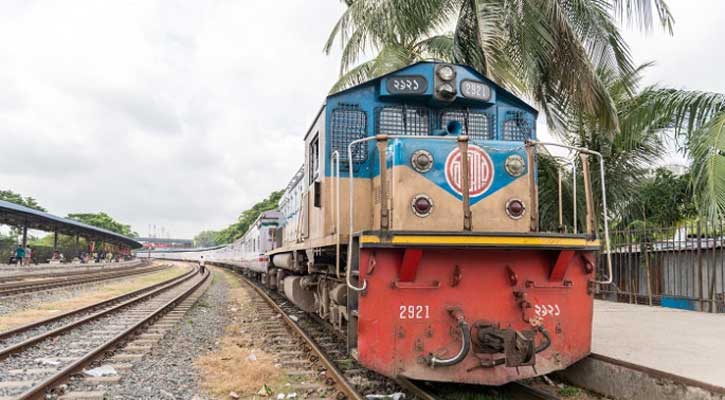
(25, 246, 32, 266)
(15, 245, 25, 266)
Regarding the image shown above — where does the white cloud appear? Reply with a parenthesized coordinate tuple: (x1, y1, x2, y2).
(0, 0, 345, 238)
(0, 0, 721, 238)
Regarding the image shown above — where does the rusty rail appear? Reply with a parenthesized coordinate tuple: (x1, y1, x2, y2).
(14, 267, 210, 400)
(0, 266, 200, 361)
(0, 264, 193, 340)
(0, 263, 167, 297)
(239, 275, 365, 400)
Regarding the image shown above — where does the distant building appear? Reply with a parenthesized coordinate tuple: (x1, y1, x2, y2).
(137, 237, 193, 249)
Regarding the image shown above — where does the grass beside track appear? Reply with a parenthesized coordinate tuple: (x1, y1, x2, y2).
(195, 268, 290, 399)
(0, 263, 187, 331)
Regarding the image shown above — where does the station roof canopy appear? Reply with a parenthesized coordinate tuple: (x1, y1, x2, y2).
(0, 199, 142, 249)
(137, 237, 193, 244)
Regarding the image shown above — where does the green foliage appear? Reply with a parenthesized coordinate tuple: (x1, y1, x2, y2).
(325, 0, 674, 132)
(193, 230, 221, 247)
(558, 385, 580, 397)
(213, 190, 284, 244)
(0, 190, 46, 212)
(66, 212, 138, 237)
(620, 168, 696, 227)
(537, 63, 725, 229)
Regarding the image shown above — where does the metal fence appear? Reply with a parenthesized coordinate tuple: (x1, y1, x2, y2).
(598, 221, 725, 313)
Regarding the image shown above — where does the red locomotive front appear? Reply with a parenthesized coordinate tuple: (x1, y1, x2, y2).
(355, 240, 599, 385)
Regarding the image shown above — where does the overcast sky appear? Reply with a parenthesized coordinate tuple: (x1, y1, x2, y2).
(1, 1, 723, 239)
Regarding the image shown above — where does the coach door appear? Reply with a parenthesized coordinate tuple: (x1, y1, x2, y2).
(304, 133, 321, 239)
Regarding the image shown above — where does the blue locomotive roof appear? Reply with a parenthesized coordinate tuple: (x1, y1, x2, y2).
(327, 61, 538, 115)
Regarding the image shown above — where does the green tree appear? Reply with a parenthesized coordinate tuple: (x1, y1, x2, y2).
(325, 0, 673, 132)
(0, 190, 46, 212)
(620, 168, 696, 227)
(67, 212, 138, 237)
(215, 190, 284, 244)
(193, 230, 221, 248)
(538, 64, 725, 228)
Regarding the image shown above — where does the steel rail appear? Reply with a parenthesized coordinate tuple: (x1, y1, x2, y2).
(0, 267, 199, 361)
(0, 262, 144, 283)
(395, 376, 562, 400)
(394, 377, 439, 400)
(0, 264, 166, 297)
(238, 275, 365, 400)
(0, 263, 159, 290)
(15, 268, 211, 400)
(0, 265, 194, 341)
(506, 382, 563, 400)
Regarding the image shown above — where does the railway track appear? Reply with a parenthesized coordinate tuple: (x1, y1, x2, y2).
(238, 274, 399, 400)
(0, 263, 166, 297)
(0, 266, 210, 400)
(0, 262, 143, 283)
(237, 272, 565, 400)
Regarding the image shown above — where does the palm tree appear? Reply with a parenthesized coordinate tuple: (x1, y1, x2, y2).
(325, 0, 674, 133)
(538, 64, 725, 229)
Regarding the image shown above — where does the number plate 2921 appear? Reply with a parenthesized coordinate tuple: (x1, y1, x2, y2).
(386, 75, 428, 95)
(399, 305, 430, 320)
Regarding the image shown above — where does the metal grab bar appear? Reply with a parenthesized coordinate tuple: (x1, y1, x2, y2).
(331, 151, 341, 279)
(553, 157, 577, 234)
(527, 140, 613, 285)
(345, 135, 463, 292)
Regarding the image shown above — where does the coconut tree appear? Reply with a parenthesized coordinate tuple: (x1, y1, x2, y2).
(538, 64, 725, 230)
(325, 0, 674, 133)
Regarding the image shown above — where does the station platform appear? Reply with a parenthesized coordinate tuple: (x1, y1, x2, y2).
(561, 300, 725, 400)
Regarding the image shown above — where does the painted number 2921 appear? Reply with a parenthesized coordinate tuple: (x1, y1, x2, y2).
(534, 304, 561, 317)
(399, 305, 430, 319)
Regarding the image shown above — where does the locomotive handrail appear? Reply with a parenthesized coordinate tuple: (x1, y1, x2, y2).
(528, 141, 613, 285)
(553, 156, 577, 234)
(346, 134, 462, 292)
(331, 151, 342, 279)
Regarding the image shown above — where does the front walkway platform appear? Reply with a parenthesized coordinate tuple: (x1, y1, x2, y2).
(561, 300, 725, 400)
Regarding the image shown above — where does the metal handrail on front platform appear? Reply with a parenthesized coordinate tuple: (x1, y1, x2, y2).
(339, 135, 613, 290)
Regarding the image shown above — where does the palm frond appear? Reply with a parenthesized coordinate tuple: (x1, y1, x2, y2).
(415, 34, 456, 61)
(453, 0, 488, 74)
(690, 111, 725, 218)
(612, 0, 674, 33)
(329, 60, 376, 94)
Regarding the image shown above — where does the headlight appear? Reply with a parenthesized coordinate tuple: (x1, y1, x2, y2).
(505, 154, 526, 177)
(411, 150, 433, 173)
(505, 199, 526, 219)
(437, 65, 455, 81)
(411, 194, 434, 217)
(437, 83, 456, 98)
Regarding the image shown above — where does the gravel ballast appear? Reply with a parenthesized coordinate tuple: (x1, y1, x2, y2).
(105, 270, 231, 399)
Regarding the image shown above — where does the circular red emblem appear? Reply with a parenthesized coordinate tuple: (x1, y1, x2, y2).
(445, 145, 495, 196)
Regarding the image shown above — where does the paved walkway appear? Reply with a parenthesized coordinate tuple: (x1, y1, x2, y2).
(593, 300, 725, 388)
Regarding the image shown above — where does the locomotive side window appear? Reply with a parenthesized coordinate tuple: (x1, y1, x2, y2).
(503, 111, 532, 141)
(330, 106, 367, 167)
(440, 110, 493, 140)
(377, 106, 429, 136)
(309, 134, 320, 184)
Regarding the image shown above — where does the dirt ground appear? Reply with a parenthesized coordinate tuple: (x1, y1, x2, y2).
(195, 268, 289, 400)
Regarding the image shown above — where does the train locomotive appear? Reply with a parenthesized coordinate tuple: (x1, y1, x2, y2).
(147, 62, 610, 386)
